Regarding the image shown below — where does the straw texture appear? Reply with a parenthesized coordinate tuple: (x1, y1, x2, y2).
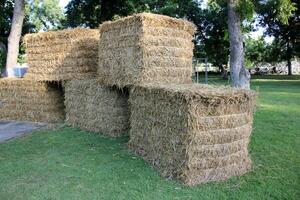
(64, 79, 130, 137)
(0, 78, 65, 123)
(24, 28, 99, 81)
(98, 13, 196, 87)
(128, 83, 256, 185)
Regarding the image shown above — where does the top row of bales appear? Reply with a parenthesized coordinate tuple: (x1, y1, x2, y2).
(23, 13, 196, 86)
(98, 13, 196, 87)
(24, 28, 99, 81)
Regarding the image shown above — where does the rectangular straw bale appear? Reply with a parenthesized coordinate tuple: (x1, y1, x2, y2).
(98, 13, 196, 87)
(64, 79, 129, 137)
(24, 28, 99, 81)
(0, 78, 65, 123)
(128, 83, 256, 186)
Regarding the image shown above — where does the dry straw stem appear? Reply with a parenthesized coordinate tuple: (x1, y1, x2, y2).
(64, 79, 130, 137)
(0, 78, 65, 123)
(98, 13, 197, 87)
(24, 28, 99, 81)
(128, 83, 256, 186)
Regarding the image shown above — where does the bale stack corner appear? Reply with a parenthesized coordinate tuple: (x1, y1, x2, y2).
(128, 83, 256, 185)
(24, 28, 99, 81)
(98, 13, 196, 87)
(64, 79, 130, 137)
(0, 78, 65, 123)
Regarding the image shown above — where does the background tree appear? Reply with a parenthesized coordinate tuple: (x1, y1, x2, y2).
(258, 0, 299, 75)
(0, 0, 14, 70)
(227, 0, 255, 89)
(26, 0, 63, 32)
(64, 0, 142, 28)
(63, 0, 202, 28)
(196, 2, 230, 78)
(245, 37, 272, 67)
(6, 0, 25, 70)
(209, 0, 297, 88)
(244, 36, 290, 68)
(1, 0, 64, 71)
(0, 0, 14, 49)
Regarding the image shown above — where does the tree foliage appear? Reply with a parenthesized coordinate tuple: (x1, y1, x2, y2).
(0, 0, 14, 45)
(196, 1, 229, 71)
(26, 0, 64, 32)
(244, 37, 281, 67)
(63, 0, 202, 28)
(257, 0, 299, 75)
(0, 0, 14, 69)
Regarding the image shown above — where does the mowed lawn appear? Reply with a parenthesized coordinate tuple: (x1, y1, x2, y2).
(0, 76, 299, 200)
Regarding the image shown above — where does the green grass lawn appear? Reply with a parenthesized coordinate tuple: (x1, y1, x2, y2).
(0, 76, 299, 200)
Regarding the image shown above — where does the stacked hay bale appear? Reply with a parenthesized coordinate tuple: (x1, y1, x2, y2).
(62, 13, 196, 136)
(128, 83, 256, 185)
(64, 79, 129, 137)
(98, 13, 196, 87)
(24, 28, 99, 81)
(0, 78, 64, 123)
(0, 28, 99, 123)
(97, 13, 257, 185)
(5, 12, 256, 186)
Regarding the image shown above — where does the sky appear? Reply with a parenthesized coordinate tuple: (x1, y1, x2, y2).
(59, 0, 70, 9)
(58, 0, 273, 42)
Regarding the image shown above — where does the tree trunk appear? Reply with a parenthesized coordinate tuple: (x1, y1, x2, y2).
(287, 59, 292, 75)
(227, 0, 250, 89)
(5, 0, 25, 70)
(287, 42, 292, 75)
(219, 65, 228, 80)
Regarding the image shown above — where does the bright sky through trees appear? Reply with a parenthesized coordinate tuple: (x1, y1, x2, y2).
(59, 0, 70, 9)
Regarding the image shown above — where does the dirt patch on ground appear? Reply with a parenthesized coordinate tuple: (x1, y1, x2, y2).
(0, 120, 47, 142)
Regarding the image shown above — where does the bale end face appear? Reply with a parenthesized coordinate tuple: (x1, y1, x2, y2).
(98, 13, 196, 87)
(0, 78, 65, 123)
(24, 28, 99, 81)
(64, 79, 130, 137)
(128, 83, 256, 185)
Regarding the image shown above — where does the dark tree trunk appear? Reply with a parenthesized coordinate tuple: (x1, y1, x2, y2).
(287, 42, 292, 75)
(227, 0, 250, 89)
(5, 0, 25, 70)
(219, 65, 228, 80)
(287, 59, 292, 75)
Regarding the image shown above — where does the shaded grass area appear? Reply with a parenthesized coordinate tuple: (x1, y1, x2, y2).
(0, 76, 299, 199)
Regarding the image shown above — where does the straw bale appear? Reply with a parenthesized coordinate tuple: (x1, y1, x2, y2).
(24, 28, 99, 81)
(98, 13, 196, 87)
(128, 83, 256, 185)
(0, 78, 65, 123)
(64, 79, 129, 137)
